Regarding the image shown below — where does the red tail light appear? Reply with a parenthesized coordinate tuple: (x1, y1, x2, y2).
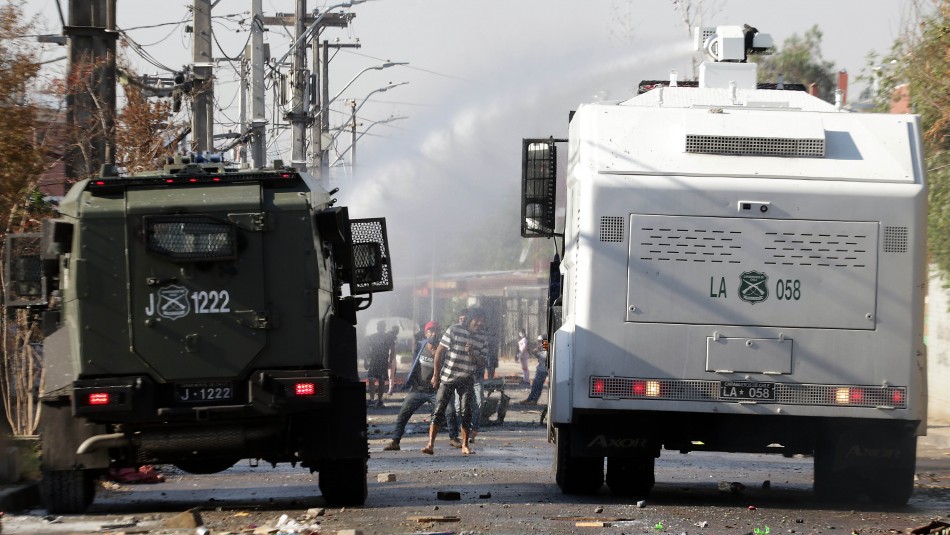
(631, 380, 646, 396)
(593, 378, 605, 395)
(294, 382, 316, 396)
(88, 392, 110, 405)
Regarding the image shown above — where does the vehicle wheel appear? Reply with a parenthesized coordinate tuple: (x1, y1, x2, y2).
(814, 424, 916, 506)
(174, 458, 238, 475)
(606, 456, 655, 497)
(319, 457, 368, 506)
(554, 427, 603, 494)
(41, 469, 96, 514)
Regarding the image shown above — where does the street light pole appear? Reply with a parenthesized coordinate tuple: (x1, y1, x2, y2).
(330, 113, 407, 168)
(316, 61, 407, 186)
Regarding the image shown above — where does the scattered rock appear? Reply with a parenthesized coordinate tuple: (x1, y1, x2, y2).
(306, 507, 326, 517)
(695, 521, 709, 528)
(762, 480, 771, 490)
(594, 506, 604, 513)
(377, 472, 397, 483)
(336, 530, 364, 535)
(165, 508, 203, 529)
(636, 500, 647, 508)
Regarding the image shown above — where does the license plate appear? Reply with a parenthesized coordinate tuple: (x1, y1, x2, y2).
(176, 382, 234, 403)
(719, 381, 774, 401)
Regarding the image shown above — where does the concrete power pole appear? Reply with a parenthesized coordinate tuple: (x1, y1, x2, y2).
(64, 0, 118, 179)
(289, 0, 308, 171)
(249, 0, 267, 168)
(192, 0, 214, 152)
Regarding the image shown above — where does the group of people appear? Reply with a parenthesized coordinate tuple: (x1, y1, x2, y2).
(372, 308, 551, 456)
(379, 307, 489, 455)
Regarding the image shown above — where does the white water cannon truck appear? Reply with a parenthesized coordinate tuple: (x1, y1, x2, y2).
(520, 25, 926, 505)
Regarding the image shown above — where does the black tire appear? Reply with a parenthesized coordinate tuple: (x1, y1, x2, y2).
(174, 458, 238, 475)
(606, 456, 655, 497)
(319, 457, 368, 506)
(41, 469, 96, 514)
(553, 427, 603, 494)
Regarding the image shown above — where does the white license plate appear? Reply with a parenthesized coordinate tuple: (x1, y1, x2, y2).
(719, 381, 774, 401)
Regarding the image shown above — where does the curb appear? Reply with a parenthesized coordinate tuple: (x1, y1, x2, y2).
(0, 481, 39, 512)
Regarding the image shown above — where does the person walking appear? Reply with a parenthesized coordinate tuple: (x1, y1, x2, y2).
(366, 320, 395, 407)
(517, 329, 532, 385)
(520, 335, 549, 405)
(422, 307, 488, 456)
(383, 321, 460, 451)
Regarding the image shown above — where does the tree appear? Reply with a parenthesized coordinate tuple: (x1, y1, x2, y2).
(869, 1, 950, 276)
(0, 0, 52, 436)
(754, 25, 838, 102)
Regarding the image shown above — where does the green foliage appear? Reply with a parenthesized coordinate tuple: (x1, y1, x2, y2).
(872, 1, 950, 276)
(754, 25, 838, 102)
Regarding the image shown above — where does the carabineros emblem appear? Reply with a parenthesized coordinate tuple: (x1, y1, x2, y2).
(738, 271, 768, 304)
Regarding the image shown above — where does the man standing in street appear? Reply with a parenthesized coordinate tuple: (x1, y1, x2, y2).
(422, 307, 487, 456)
(519, 335, 549, 405)
(383, 321, 460, 451)
(366, 320, 395, 407)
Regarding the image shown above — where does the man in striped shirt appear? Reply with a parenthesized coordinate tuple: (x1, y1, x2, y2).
(422, 307, 488, 455)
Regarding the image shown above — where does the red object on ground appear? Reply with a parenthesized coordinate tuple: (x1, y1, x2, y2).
(108, 465, 165, 484)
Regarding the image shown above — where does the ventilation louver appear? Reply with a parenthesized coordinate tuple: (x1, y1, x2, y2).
(685, 134, 825, 158)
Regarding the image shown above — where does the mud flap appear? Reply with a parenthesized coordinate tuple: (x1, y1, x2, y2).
(814, 420, 917, 505)
(300, 379, 367, 463)
(40, 399, 110, 471)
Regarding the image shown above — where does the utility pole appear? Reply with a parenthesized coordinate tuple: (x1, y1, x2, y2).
(347, 99, 357, 171)
(290, 0, 308, 171)
(192, 0, 214, 152)
(249, 0, 267, 168)
(64, 0, 118, 179)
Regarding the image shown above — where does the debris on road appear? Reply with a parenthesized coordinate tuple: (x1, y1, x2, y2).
(165, 508, 203, 529)
(377, 472, 397, 482)
(911, 520, 950, 535)
(436, 491, 461, 500)
(407, 515, 461, 523)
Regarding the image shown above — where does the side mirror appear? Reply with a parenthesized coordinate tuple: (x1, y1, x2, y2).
(3, 233, 48, 307)
(521, 138, 560, 238)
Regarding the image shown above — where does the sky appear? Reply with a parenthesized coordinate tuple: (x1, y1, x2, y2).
(26, 0, 912, 289)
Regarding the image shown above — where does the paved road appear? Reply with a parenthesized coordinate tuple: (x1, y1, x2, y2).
(3, 384, 949, 534)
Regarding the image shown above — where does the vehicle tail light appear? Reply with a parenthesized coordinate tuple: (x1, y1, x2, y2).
(593, 378, 605, 395)
(88, 392, 110, 405)
(834, 387, 866, 405)
(891, 389, 904, 405)
(294, 382, 316, 396)
(631, 380, 646, 396)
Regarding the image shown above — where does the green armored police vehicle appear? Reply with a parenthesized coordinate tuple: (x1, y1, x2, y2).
(14, 156, 392, 513)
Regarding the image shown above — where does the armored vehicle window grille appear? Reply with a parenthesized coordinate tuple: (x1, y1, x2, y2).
(145, 216, 237, 262)
(637, 226, 743, 264)
(763, 231, 870, 268)
(350, 218, 393, 294)
(588, 376, 906, 408)
(883, 226, 908, 253)
(599, 217, 624, 242)
(685, 134, 824, 158)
